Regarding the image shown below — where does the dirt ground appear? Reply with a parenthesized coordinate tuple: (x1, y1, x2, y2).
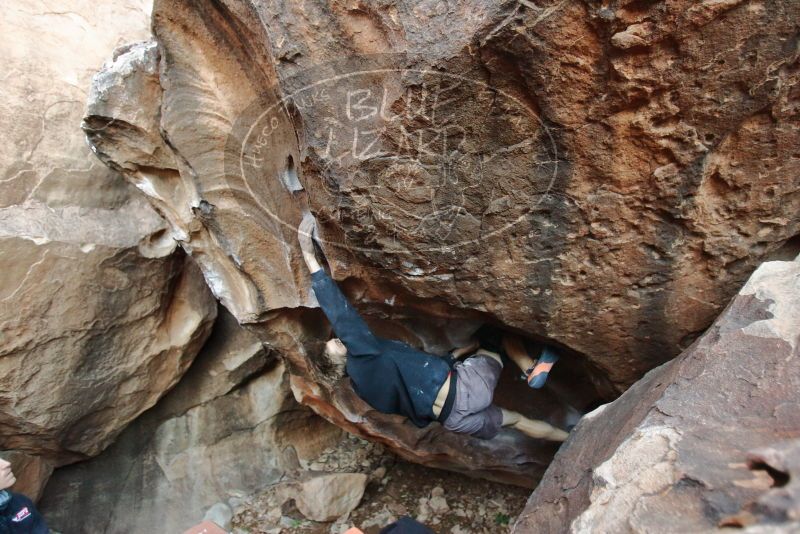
(232, 433, 531, 534)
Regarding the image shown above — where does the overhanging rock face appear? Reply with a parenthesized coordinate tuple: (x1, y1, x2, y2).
(84, 0, 800, 484)
(514, 258, 800, 532)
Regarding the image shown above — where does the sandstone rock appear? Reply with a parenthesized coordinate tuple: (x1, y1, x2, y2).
(82, 37, 284, 322)
(293, 472, 368, 522)
(0, 250, 215, 459)
(514, 258, 800, 533)
(204, 502, 234, 531)
(38, 309, 340, 534)
(84, 0, 800, 483)
(428, 494, 450, 515)
(687, 0, 745, 27)
(232, 470, 369, 526)
(0, 0, 217, 493)
(82, 0, 578, 486)
(743, 439, 800, 526)
(370, 466, 387, 482)
(611, 22, 660, 49)
(147, 0, 800, 387)
(741, 525, 800, 534)
(360, 508, 398, 531)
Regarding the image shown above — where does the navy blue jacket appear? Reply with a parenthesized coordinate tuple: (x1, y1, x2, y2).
(311, 270, 456, 427)
(0, 493, 48, 534)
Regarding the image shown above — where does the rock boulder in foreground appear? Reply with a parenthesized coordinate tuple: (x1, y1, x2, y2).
(514, 257, 800, 533)
(0, 0, 217, 497)
(38, 309, 341, 534)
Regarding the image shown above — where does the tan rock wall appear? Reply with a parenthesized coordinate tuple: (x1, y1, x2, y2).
(0, 0, 217, 497)
(38, 309, 340, 534)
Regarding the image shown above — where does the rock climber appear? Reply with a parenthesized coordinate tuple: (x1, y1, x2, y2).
(297, 213, 568, 442)
(0, 459, 49, 534)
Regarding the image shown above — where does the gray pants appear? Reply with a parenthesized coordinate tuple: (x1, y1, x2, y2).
(443, 353, 503, 439)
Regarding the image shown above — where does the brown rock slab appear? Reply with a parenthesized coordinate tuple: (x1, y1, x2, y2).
(514, 258, 800, 533)
(744, 439, 800, 526)
(83, 0, 800, 484)
(0, 0, 217, 492)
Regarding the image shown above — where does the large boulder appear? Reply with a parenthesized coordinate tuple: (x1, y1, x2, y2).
(83, 0, 800, 483)
(0, 0, 217, 496)
(145, 0, 799, 388)
(513, 257, 800, 533)
(38, 308, 341, 534)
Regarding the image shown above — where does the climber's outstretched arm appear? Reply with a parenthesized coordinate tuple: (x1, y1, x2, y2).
(501, 408, 568, 441)
(298, 213, 380, 357)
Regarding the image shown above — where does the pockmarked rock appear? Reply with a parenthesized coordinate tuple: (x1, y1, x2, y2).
(514, 258, 800, 533)
(742, 439, 800, 527)
(0, 0, 217, 496)
(84, 0, 800, 484)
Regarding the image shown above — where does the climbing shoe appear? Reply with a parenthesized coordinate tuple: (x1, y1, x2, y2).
(525, 346, 560, 389)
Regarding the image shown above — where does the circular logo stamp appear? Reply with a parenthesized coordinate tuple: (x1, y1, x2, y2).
(225, 54, 558, 255)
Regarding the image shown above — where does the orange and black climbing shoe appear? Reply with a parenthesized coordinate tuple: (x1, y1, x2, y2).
(525, 346, 559, 389)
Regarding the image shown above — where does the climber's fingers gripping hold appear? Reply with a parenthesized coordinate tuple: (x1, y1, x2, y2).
(298, 211, 317, 248)
(298, 211, 321, 273)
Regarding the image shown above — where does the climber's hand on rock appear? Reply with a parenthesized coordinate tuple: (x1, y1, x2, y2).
(298, 212, 321, 273)
(298, 212, 316, 251)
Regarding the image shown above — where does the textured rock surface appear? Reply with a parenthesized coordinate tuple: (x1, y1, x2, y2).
(0, 0, 216, 493)
(744, 439, 800, 527)
(514, 258, 800, 533)
(84, 0, 800, 483)
(38, 309, 341, 534)
(293, 472, 369, 522)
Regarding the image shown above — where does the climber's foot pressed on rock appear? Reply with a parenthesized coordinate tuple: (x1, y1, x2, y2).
(526, 346, 560, 389)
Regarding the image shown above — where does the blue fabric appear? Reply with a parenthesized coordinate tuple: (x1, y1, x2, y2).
(0, 492, 48, 534)
(379, 516, 435, 534)
(529, 346, 560, 389)
(311, 269, 454, 427)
